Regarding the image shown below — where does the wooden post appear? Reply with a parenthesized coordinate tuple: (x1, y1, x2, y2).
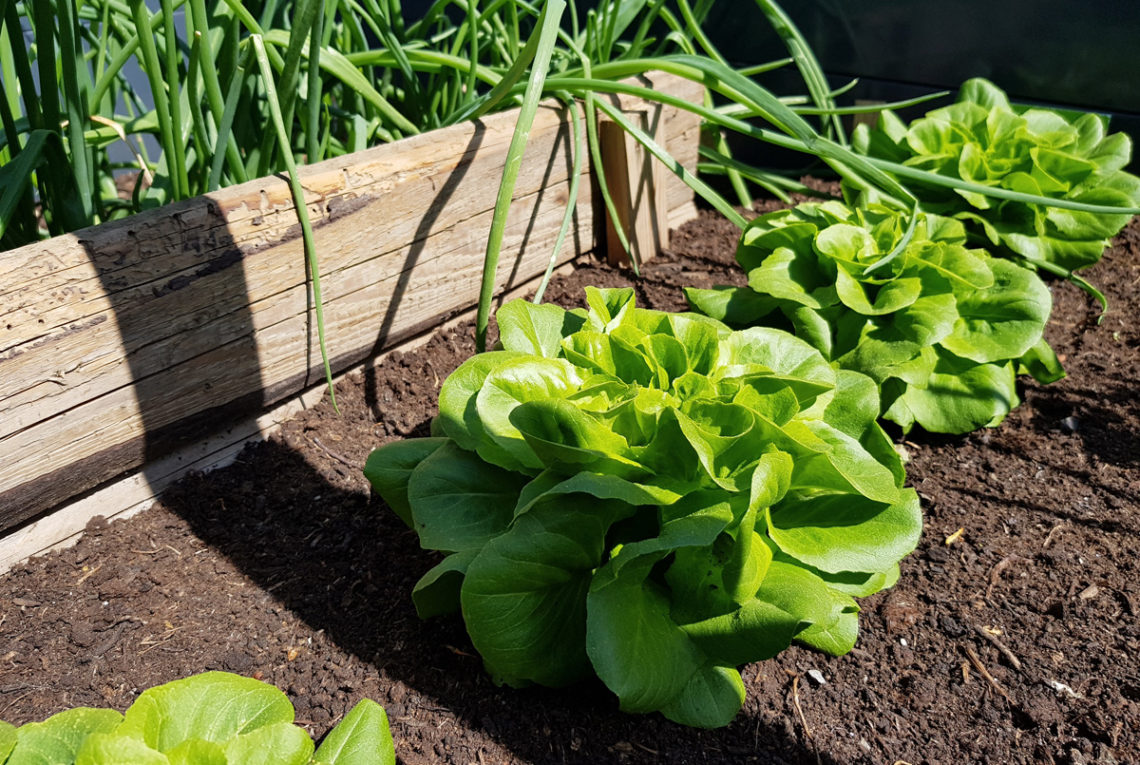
(600, 105, 670, 268)
(598, 71, 704, 268)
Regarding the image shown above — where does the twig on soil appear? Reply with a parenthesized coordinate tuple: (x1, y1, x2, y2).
(962, 645, 1011, 702)
(0, 691, 34, 720)
(79, 622, 128, 664)
(266, 575, 300, 593)
(973, 624, 1023, 671)
(312, 437, 363, 471)
(423, 360, 441, 388)
(139, 624, 183, 655)
(790, 674, 812, 739)
(985, 555, 1023, 599)
(76, 564, 101, 585)
(1042, 523, 1068, 549)
(0, 683, 36, 694)
(788, 674, 822, 765)
(128, 543, 181, 557)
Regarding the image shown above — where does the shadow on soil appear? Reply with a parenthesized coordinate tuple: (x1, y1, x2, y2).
(161, 435, 834, 765)
(1024, 383, 1140, 469)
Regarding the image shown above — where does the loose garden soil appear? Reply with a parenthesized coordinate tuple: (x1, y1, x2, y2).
(2, 193, 1138, 765)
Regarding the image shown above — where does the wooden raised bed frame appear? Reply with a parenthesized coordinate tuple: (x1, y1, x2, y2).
(0, 72, 703, 569)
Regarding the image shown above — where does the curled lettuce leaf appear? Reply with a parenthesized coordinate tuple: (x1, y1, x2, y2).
(366, 288, 920, 728)
(687, 202, 1060, 434)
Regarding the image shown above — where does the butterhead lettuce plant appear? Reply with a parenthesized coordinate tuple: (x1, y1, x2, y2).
(0, 672, 394, 765)
(686, 201, 1063, 434)
(852, 78, 1140, 275)
(366, 287, 920, 728)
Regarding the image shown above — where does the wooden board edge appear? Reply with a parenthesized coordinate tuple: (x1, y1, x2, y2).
(0, 259, 581, 575)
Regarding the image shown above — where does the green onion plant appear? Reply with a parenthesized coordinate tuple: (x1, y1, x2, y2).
(3, 0, 1137, 374)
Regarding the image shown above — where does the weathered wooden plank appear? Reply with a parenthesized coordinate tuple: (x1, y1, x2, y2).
(0, 72, 701, 531)
(0, 180, 591, 520)
(1, 103, 584, 424)
(0, 259, 579, 575)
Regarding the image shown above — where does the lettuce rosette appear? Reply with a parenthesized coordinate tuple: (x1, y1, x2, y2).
(852, 77, 1140, 274)
(0, 672, 393, 765)
(686, 201, 1063, 434)
(365, 287, 920, 728)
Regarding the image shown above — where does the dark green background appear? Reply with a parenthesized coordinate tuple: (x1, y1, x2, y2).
(707, 1, 1139, 140)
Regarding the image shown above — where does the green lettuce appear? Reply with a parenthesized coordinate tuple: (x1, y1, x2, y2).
(852, 77, 1140, 273)
(0, 672, 394, 765)
(686, 201, 1063, 434)
(366, 287, 921, 728)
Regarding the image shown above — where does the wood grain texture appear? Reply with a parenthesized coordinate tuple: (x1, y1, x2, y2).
(0, 73, 701, 532)
(600, 71, 704, 231)
(0, 259, 580, 575)
(600, 107, 670, 267)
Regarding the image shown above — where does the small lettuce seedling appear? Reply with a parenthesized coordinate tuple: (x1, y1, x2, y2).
(686, 201, 1063, 434)
(0, 672, 394, 765)
(366, 287, 921, 728)
(852, 77, 1140, 274)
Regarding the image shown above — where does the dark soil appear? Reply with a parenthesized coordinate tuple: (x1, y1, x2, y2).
(2, 198, 1138, 765)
